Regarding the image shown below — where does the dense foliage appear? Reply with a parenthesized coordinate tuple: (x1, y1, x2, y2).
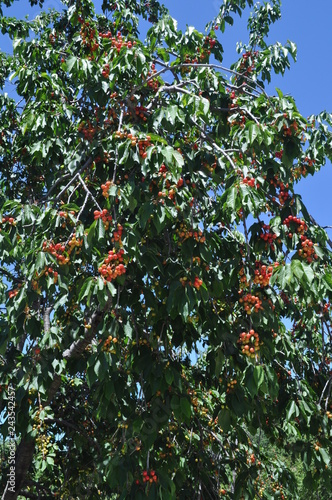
(0, 0, 331, 498)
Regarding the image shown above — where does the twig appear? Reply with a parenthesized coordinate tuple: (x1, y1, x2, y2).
(53, 157, 94, 203)
(191, 117, 237, 171)
(78, 174, 102, 211)
(112, 108, 124, 183)
(318, 376, 332, 408)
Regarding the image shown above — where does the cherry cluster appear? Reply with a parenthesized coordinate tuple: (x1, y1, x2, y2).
(238, 330, 260, 358)
(191, 36, 216, 61)
(8, 286, 21, 299)
(58, 210, 76, 229)
(101, 63, 110, 78)
(42, 241, 69, 265)
(1, 215, 16, 226)
(283, 120, 299, 137)
(128, 133, 153, 158)
(241, 176, 259, 188)
(68, 234, 83, 254)
(146, 63, 159, 91)
(41, 266, 58, 284)
(103, 106, 118, 126)
(143, 470, 157, 484)
(183, 53, 199, 65)
(94, 151, 111, 164)
(226, 379, 237, 394)
(269, 177, 290, 206)
(136, 469, 158, 486)
(253, 262, 274, 287)
(298, 235, 318, 263)
(259, 223, 277, 250)
(192, 276, 203, 289)
(293, 163, 308, 180)
(204, 36, 216, 49)
(239, 291, 262, 314)
(78, 18, 99, 54)
(322, 302, 331, 315)
(283, 215, 307, 236)
(102, 335, 118, 353)
(238, 50, 258, 75)
(176, 223, 206, 244)
(112, 224, 123, 243)
(134, 105, 148, 122)
(277, 183, 289, 206)
(158, 163, 167, 177)
(100, 181, 112, 199)
(99, 30, 135, 53)
(98, 248, 126, 282)
(94, 208, 113, 230)
(78, 120, 98, 141)
(180, 276, 203, 290)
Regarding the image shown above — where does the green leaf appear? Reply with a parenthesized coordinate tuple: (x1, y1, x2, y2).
(180, 397, 191, 419)
(323, 272, 332, 290)
(139, 203, 154, 229)
(253, 365, 264, 390)
(36, 251, 46, 271)
(66, 55, 78, 72)
(78, 278, 93, 302)
(319, 448, 330, 466)
(247, 122, 260, 144)
(218, 408, 231, 432)
(97, 218, 105, 240)
(301, 262, 314, 283)
(226, 186, 238, 211)
(291, 259, 304, 281)
(286, 400, 299, 421)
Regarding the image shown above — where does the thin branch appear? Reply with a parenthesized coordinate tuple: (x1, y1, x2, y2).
(318, 376, 332, 408)
(53, 157, 94, 203)
(0, 267, 23, 284)
(176, 62, 268, 97)
(244, 107, 260, 125)
(112, 108, 124, 183)
(78, 174, 102, 212)
(191, 117, 237, 171)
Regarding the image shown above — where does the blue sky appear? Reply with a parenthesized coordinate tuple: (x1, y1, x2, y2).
(1, 0, 332, 233)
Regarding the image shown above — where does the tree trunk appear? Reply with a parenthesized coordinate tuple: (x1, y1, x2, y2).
(1, 439, 35, 500)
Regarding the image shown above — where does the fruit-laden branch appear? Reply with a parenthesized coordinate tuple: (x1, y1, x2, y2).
(1, 305, 53, 500)
(44, 417, 101, 454)
(2, 297, 112, 499)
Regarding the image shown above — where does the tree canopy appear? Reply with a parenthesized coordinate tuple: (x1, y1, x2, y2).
(0, 0, 331, 498)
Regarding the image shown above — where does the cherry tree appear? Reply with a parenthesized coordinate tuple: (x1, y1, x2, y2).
(0, 0, 331, 498)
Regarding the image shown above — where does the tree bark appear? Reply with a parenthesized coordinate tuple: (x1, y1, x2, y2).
(1, 440, 35, 500)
